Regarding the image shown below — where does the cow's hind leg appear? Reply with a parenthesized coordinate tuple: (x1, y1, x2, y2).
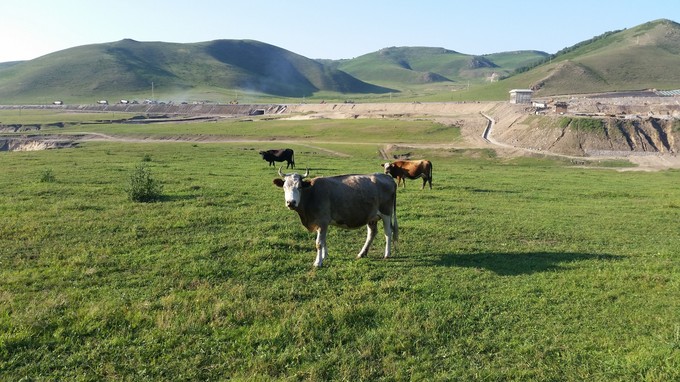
(357, 221, 378, 258)
(314, 227, 328, 267)
(417, 174, 429, 189)
(381, 214, 393, 258)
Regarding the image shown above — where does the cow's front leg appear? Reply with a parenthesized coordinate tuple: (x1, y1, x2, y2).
(357, 221, 377, 258)
(314, 227, 328, 267)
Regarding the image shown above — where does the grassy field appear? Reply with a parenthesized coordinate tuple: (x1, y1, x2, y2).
(1, 111, 680, 380)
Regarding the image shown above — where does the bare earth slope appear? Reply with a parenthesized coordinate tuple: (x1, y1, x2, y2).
(285, 99, 680, 171)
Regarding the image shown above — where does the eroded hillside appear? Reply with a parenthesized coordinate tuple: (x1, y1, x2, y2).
(490, 97, 680, 157)
(494, 115, 678, 156)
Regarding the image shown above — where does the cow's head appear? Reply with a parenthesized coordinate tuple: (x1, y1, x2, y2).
(273, 167, 310, 209)
(382, 162, 394, 174)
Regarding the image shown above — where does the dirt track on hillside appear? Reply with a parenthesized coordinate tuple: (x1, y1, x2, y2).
(283, 101, 680, 171)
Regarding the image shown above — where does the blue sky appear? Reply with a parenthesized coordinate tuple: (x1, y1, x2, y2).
(1, 0, 678, 63)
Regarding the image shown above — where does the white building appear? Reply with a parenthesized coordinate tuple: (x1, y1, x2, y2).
(509, 89, 533, 104)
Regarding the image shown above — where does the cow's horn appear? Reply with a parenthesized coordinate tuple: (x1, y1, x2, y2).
(302, 168, 309, 178)
(278, 166, 285, 177)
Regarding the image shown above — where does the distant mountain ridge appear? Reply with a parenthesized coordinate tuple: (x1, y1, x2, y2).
(0, 18, 679, 103)
(331, 47, 548, 87)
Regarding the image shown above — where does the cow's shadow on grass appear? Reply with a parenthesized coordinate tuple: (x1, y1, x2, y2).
(419, 251, 622, 276)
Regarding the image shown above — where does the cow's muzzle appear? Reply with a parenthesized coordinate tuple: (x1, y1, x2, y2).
(286, 200, 297, 209)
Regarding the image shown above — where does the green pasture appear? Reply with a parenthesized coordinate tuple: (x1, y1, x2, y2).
(1, 109, 462, 145)
(1, 112, 680, 380)
(71, 118, 460, 145)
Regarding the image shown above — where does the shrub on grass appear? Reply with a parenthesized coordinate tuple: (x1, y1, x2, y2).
(126, 163, 163, 202)
(39, 168, 56, 183)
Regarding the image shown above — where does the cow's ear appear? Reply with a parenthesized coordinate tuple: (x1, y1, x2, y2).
(273, 178, 284, 188)
(301, 180, 312, 188)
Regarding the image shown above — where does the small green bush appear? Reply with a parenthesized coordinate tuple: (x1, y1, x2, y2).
(126, 163, 163, 202)
(39, 168, 56, 183)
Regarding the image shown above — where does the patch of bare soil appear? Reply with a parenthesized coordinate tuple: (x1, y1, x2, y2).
(483, 100, 680, 171)
(0, 136, 78, 151)
(308, 100, 680, 171)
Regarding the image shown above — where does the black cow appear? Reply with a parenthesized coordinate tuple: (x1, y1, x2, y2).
(259, 148, 295, 169)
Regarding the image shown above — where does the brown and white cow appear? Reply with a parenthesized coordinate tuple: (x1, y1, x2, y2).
(382, 160, 433, 189)
(273, 167, 398, 267)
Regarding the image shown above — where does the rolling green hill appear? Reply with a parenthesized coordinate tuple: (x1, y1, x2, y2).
(333, 47, 548, 88)
(0, 39, 393, 103)
(1, 19, 679, 103)
(477, 19, 680, 99)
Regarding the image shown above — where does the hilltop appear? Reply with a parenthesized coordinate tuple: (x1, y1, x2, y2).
(0, 19, 679, 103)
(330, 47, 547, 88)
(477, 19, 680, 98)
(0, 39, 393, 103)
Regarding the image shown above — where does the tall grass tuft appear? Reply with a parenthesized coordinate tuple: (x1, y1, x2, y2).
(39, 168, 56, 183)
(126, 163, 163, 202)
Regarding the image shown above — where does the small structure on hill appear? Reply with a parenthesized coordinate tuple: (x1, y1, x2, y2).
(554, 102, 568, 114)
(509, 89, 533, 104)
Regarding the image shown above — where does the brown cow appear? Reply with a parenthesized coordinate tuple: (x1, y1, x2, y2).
(382, 160, 433, 189)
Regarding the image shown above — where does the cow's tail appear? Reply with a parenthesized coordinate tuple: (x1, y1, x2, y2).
(291, 151, 295, 169)
(429, 162, 433, 185)
(391, 191, 399, 243)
